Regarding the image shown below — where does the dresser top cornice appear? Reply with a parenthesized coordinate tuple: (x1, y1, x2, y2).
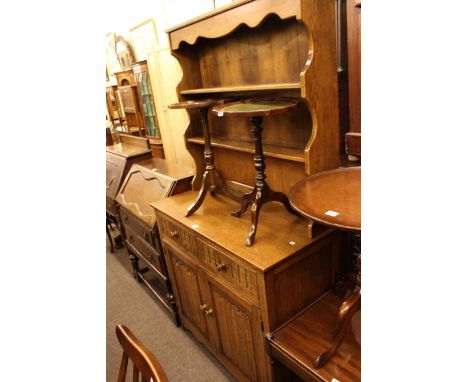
(152, 191, 328, 272)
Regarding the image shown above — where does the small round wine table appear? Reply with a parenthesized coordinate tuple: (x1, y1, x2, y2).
(169, 99, 236, 217)
(289, 166, 361, 368)
(212, 99, 299, 246)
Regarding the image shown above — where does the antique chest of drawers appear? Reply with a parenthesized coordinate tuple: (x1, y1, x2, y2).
(116, 158, 193, 324)
(152, 192, 346, 382)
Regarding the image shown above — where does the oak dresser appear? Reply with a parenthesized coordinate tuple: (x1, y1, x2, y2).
(152, 192, 345, 382)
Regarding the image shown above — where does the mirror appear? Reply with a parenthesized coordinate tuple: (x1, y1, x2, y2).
(115, 35, 136, 70)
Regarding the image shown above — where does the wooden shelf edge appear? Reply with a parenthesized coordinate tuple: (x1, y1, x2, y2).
(187, 136, 305, 163)
(180, 82, 301, 95)
(269, 291, 361, 382)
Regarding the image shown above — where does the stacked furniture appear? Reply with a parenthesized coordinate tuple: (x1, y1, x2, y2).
(116, 158, 193, 324)
(106, 134, 152, 251)
(149, 1, 359, 381)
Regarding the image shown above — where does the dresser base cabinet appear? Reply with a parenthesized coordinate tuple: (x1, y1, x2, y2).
(153, 192, 346, 382)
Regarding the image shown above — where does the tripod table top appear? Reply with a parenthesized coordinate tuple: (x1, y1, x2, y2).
(289, 167, 361, 232)
(168, 99, 222, 110)
(212, 99, 298, 117)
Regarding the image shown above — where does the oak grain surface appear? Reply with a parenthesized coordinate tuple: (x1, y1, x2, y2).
(153, 191, 316, 272)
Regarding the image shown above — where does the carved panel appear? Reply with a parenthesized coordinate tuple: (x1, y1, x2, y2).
(211, 287, 258, 382)
(198, 239, 258, 301)
(169, 250, 208, 337)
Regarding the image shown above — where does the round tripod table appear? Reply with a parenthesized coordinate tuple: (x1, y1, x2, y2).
(212, 99, 299, 246)
(169, 99, 237, 217)
(289, 166, 361, 368)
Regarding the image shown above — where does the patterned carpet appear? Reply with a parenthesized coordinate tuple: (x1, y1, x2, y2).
(106, 230, 236, 381)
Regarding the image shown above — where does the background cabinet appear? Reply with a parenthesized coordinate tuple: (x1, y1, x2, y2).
(106, 85, 122, 128)
(132, 60, 161, 138)
(132, 60, 165, 158)
(115, 69, 146, 136)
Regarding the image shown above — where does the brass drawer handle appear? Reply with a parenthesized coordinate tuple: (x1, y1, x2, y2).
(199, 304, 207, 311)
(215, 262, 227, 272)
(169, 230, 178, 238)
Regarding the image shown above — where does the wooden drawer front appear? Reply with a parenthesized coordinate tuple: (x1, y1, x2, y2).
(158, 216, 198, 256)
(120, 209, 155, 248)
(198, 239, 258, 302)
(125, 226, 164, 274)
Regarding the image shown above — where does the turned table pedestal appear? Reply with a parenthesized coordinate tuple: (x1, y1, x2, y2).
(212, 100, 299, 246)
(169, 99, 238, 217)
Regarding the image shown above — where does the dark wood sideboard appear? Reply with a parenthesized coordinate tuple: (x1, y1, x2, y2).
(116, 158, 193, 324)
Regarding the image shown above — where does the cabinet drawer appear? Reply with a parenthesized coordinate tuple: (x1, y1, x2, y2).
(197, 239, 259, 302)
(158, 215, 198, 256)
(126, 226, 164, 274)
(120, 208, 158, 250)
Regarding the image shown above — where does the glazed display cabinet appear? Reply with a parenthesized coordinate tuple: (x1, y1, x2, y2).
(132, 60, 165, 158)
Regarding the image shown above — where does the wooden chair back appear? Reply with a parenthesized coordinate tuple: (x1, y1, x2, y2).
(116, 324, 169, 382)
